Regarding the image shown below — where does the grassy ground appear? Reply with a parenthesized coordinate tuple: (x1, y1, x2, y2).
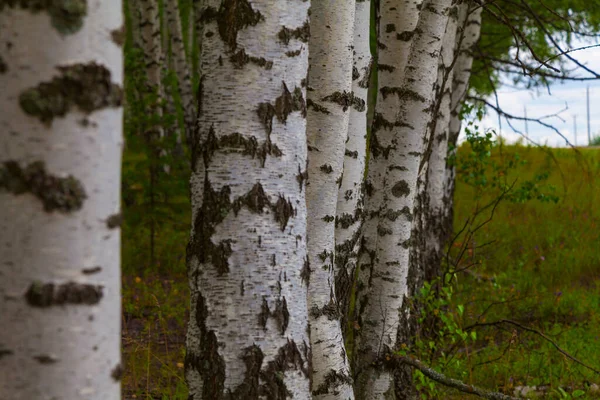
(120, 145, 600, 399)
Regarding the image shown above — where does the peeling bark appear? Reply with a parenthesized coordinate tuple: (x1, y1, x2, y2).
(185, 1, 311, 398)
(0, 1, 123, 398)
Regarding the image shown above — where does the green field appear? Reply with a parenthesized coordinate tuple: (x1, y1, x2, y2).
(120, 144, 600, 399)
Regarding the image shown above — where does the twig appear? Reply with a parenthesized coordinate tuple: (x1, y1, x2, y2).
(465, 319, 600, 376)
(388, 355, 518, 400)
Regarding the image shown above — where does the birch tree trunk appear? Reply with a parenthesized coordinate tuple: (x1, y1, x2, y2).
(138, 0, 166, 137)
(354, 0, 452, 397)
(305, 1, 356, 398)
(335, 0, 371, 340)
(0, 2, 123, 399)
(442, 4, 483, 242)
(165, 0, 195, 146)
(184, 1, 312, 398)
(412, 2, 463, 296)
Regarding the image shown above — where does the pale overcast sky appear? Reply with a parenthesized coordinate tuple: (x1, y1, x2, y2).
(465, 40, 600, 147)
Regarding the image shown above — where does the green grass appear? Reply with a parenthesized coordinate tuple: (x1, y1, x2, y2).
(120, 144, 600, 399)
(431, 145, 600, 399)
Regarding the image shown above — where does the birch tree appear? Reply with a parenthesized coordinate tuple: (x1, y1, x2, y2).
(354, 0, 452, 397)
(334, 0, 371, 337)
(184, 1, 312, 398)
(305, 1, 356, 398)
(0, 1, 123, 399)
(165, 0, 196, 145)
(412, 1, 463, 294)
(442, 4, 483, 247)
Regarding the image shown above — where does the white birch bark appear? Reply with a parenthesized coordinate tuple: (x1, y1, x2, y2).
(165, 0, 196, 145)
(334, 0, 371, 335)
(354, 0, 452, 397)
(418, 2, 463, 282)
(305, 1, 356, 398)
(185, 1, 311, 398)
(0, 2, 123, 399)
(443, 4, 482, 235)
(353, 0, 423, 389)
(138, 0, 166, 137)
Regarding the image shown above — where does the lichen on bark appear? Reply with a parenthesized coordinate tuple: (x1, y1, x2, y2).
(19, 62, 122, 123)
(0, 160, 86, 212)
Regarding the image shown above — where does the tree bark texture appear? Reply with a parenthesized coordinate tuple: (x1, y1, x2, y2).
(0, 1, 123, 399)
(185, 1, 312, 398)
(305, 0, 356, 398)
(334, 0, 371, 342)
(137, 0, 166, 137)
(442, 4, 482, 243)
(354, 0, 452, 397)
(165, 0, 196, 145)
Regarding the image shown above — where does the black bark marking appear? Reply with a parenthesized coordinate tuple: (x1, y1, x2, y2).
(25, 281, 103, 307)
(378, 64, 395, 73)
(312, 369, 353, 396)
(391, 180, 410, 197)
(185, 292, 226, 398)
(273, 195, 295, 231)
(19, 62, 122, 124)
(272, 297, 289, 335)
(0, 55, 7, 74)
(306, 99, 330, 114)
(106, 213, 122, 229)
(310, 297, 339, 320)
(322, 215, 335, 223)
(234, 182, 270, 214)
(320, 164, 333, 173)
(201, 0, 262, 50)
(301, 258, 311, 285)
(345, 149, 358, 159)
(358, 58, 373, 89)
(110, 25, 125, 47)
(257, 102, 276, 134)
(384, 206, 412, 221)
(230, 345, 264, 398)
(205, 130, 283, 167)
(33, 354, 59, 364)
(278, 21, 310, 45)
(230, 48, 273, 70)
(0, 0, 87, 34)
(258, 297, 270, 330)
(385, 24, 396, 33)
(380, 86, 426, 102)
(285, 49, 302, 57)
(187, 182, 296, 274)
(213, 240, 233, 275)
(81, 266, 102, 275)
(111, 363, 123, 381)
(322, 91, 365, 112)
(275, 82, 306, 123)
(352, 66, 360, 80)
(397, 30, 416, 41)
(0, 161, 86, 213)
(258, 297, 289, 334)
(260, 340, 308, 398)
(369, 133, 394, 159)
(296, 167, 308, 191)
(0, 348, 13, 359)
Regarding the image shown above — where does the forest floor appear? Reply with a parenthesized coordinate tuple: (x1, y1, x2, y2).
(120, 145, 600, 399)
